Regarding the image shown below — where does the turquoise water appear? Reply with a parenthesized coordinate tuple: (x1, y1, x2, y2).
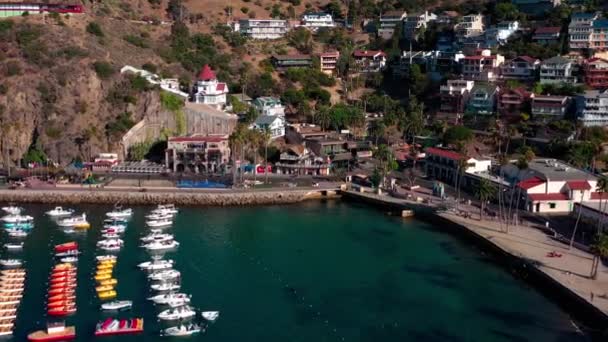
(3, 201, 588, 341)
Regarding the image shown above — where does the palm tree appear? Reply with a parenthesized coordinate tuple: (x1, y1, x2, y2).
(589, 233, 608, 279)
(229, 125, 246, 187)
(261, 127, 271, 184)
(455, 157, 468, 210)
(475, 178, 495, 220)
(373, 144, 397, 189)
(595, 176, 608, 232)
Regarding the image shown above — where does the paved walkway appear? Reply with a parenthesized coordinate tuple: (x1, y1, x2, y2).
(442, 212, 608, 316)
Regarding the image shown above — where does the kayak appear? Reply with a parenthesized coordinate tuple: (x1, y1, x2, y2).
(98, 279, 117, 286)
(97, 290, 116, 300)
(94, 274, 111, 282)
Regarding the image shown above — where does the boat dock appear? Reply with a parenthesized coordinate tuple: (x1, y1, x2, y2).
(342, 189, 608, 332)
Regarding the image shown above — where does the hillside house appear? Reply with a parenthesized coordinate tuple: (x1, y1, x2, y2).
(455, 14, 484, 42)
(462, 49, 505, 82)
(425, 147, 491, 187)
(319, 51, 340, 74)
(531, 95, 570, 119)
(500, 56, 540, 81)
(438, 80, 475, 123)
(165, 135, 231, 174)
(466, 84, 499, 115)
(378, 10, 407, 39)
(192, 65, 228, 109)
(539, 56, 576, 84)
(271, 54, 313, 70)
(583, 57, 608, 89)
(532, 27, 562, 44)
(497, 88, 532, 118)
(353, 50, 387, 73)
(568, 12, 600, 50)
(253, 97, 285, 117)
(237, 19, 289, 39)
(403, 11, 437, 40)
(251, 115, 285, 139)
(301, 12, 334, 30)
(577, 90, 608, 127)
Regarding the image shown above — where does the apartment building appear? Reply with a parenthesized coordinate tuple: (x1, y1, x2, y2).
(539, 56, 577, 84)
(568, 12, 600, 50)
(500, 56, 540, 81)
(378, 10, 407, 40)
(237, 19, 289, 39)
(577, 90, 608, 127)
(454, 14, 484, 42)
(462, 49, 505, 82)
(438, 80, 475, 122)
(531, 95, 570, 119)
(319, 51, 340, 74)
(583, 57, 608, 89)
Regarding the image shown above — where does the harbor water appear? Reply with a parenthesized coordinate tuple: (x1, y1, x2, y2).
(4, 201, 589, 341)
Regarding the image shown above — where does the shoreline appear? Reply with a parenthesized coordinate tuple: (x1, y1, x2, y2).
(341, 190, 608, 338)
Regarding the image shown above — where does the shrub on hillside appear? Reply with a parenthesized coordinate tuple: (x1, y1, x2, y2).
(92, 61, 115, 79)
(86, 22, 104, 37)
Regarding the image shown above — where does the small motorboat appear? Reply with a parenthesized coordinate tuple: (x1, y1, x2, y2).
(162, 324, 201, 337)
(4, 243, 23, 251)
(140, 233, 174, 243)
(137, 259, 174, 271)
(102, 233, 120, 239)
(145, 219, 172, 228)
(27, 322, 76, 341)
(148, 269, 180, 282)
(147, 293, 191, 305)
(7, 230, 28, 238)
(3, 222, 33, 230)
(101, 300, 132, 311)
(99, 245, 121, 252)
(55, 250, 80, 257)
(143, 240, 179, 251)
(57, 214, 88, 228)
(60, 257, 78, 264)
(96, 255, 117, 262)
(55, 242, 78, 253)
(1, 207, 22, 215)
(145, 213, 173, 221)
(97, 239, 124, 247)
(202, 311, 220, 322)
(0, 260, 21, 268)
(157, 305, 196, 320)
(94, 318, 143, 336)
(46, 207, 74, 217)
(106, 208, 132, 219)
(1, 214, 33, 223)
(150, 282, 180, 292)
(150, 204, 179, 215)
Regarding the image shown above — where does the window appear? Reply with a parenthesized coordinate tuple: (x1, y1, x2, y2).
(549, 203, 556, 209)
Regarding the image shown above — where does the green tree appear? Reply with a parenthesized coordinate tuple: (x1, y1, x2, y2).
(408, 64, 427, 96)
(373, 144, 397, 189)
(475, 178, 496, 220)
(347, 0, 358, 29)
(287, 27, 313, 53)
(86, 22, 104, 37)
(443, 126, 473, 146)
(589, 233, 608, 279)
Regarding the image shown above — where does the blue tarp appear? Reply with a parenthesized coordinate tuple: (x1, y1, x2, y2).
(177, 180, 227, 189)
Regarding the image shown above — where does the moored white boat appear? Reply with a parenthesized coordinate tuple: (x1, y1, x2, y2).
(3, 243, 23, 251)
(137, 259, 173, 271)
(147, 293, 191, 305)
(46, 207, 74, 217)
(148, 269, 180, 282)
(97, 239, 124, 247)
(150, 204, 178, 216)
(58, 214, 88, 227)
(162, 324, 201, 337)
(1, 215, 33, 223)
(143, 240, 179, 251)
(7, 230, 28, 238)
(150, 282, 180, 292)
(96, 255, 117, 262)
(0, 260, 21, 268)
(202, 311, 219, 322)
(101, 300, 132, 311)
(146, 219, 172, 228)
(1, 207, 22, 215)
(140, 233, 174, 243)
(59, 257, 78, 264)
(157, 305, 195, 320)
(106, 208, 133, 219)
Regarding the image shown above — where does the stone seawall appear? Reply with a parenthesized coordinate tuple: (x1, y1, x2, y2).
(0, 189, 339, 207)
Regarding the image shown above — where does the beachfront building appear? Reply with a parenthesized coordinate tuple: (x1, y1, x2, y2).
(539, 56, 577, 84)
(462, 50, 504, 82)
(236, 18, 289, 39)
(192, 65, 228, 109)
(275, 145, 330, 175)
(165, 135, 231, 173)
(253, 97, 285, 117)
(251, 115, 285, 139)
(301, 12, 334, 30)
(532, 27, 562, 44)
(497, 88, 532, 118)
(577, 90, 608, 127)
(500, 56, 540, 81)
(378, 10, 407, 40)
(437, 79, 474, 123)
(568, 12, 600, 50)
(583, 57, 608, 89)
(319, 51, 339, 74)
(425, 147, 491, 187)
(502, 158, 597, 213)
(531, 95, 570, 119)
(454, 14, 484, 42)
(353, 50, 387, 73)
(402, 11, 437, 40)
(466, 84, 499, 116)
(271, 54, 313, 70)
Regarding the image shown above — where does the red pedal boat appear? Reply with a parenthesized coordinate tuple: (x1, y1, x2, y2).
(94, 318, 143, 336)
(54, 242, 78, 253)
(48, 305, 76, 316)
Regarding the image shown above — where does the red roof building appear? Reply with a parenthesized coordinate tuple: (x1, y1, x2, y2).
(583, 57, 608, 89)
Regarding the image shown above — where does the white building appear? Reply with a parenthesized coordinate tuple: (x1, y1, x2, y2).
(578, 90, 608, 127)
(253, 97, 285, 117)
(251, 115, 286, 139)
(568, 12, 600, 50)
(237, 19, 289, 39)
(301, 12, 334, 30)
(378, 10, 407, 40)
(455, 14, 484, 42)
(403, 11, 437, 39)
(192, 65, 228, 109)
(539, 56, 576, 84)
(485, 21, 519, 47)
(462, 49, 505, 82)
(503, 159, 597, 213)
(500, 56, 540, 80)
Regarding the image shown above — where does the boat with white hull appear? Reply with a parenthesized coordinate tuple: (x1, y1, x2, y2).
(58, 214, 88, 227)
(202, 311, 219, 322)
(0, 260, 21, 268)
(147, 293, 191, 305)
(143, 240, 179, 251)
(106, 208, 133, 219)
(148, 270, 180, 282)
(1, 207, 22, 215)
(146, 219, 172, 228)
(46, 207, 74, 217)
(138, 259, 173, 271)
(140, 234, 174, 243)
(150, 282, 180, 292)
(101, 300, 132, 311)
(1, 215, 33, 223)
(3, 243, 23, 251)
(157, 306, 195, 320)
(162, 324, 201, 337)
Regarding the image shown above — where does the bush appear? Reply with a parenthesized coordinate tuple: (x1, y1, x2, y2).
(0, 83, 7, 95)
(92, 61, 115, 79)
(4, 61, 21, 76)
(58, 46, 88, 60)
(123, 35, 149, 48)
(105, 112, 136, 138)
(240, 7, 249, 13)
(86, 22, 104, 37)
(16, 25, 42, 46)
(160, 91, 184, 111)
(142, 62, 157, 73)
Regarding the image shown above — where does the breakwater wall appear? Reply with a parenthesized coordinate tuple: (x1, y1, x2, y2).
(0, 189, 339, 207)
